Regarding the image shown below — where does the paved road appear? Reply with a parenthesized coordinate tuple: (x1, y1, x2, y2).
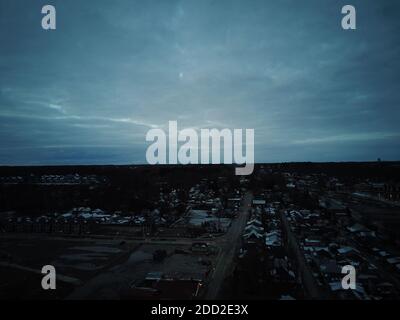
(205, 191, 253, 299)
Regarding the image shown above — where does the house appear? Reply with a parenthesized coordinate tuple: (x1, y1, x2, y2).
(243, 229, 264, 241)
(246, 218, 263, 227)
(265, 231, 282, 247)
(245, 224, 264, 234)
(191, 242, 209, 254)
(252, 199, 266, 206)
(347, 223, 368, 233)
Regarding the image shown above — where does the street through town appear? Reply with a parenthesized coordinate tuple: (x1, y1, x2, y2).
(205, 191, 253, 299)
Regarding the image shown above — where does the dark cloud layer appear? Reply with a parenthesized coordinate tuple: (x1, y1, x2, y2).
(0, 0, 399, 164)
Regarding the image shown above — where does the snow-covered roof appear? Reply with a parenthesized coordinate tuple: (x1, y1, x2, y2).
(243, 229, 264, 240)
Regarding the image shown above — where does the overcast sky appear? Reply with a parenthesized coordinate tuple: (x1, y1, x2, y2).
(0, 0, 399, 165)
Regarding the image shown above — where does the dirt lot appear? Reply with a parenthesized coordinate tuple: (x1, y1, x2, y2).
(68, 243, 213, 299)
(0, 234, 131, 299)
